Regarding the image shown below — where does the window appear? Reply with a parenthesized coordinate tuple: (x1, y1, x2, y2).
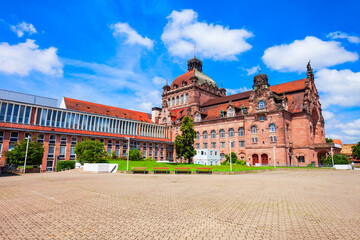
(10, 132, 18, 142)
(286, 124, 289, 133)
(6, 103, 13, 122)
(251, 137, 258, 143)
(70, 147, 76, 160)
(229, 128, 234, 137)
(230, 141, 235, 148)
(176, 96, 179, 105)
(196, 132, 200, 139)
(59, 146, 66, 159)
(238, 127, 245, 136)
(172, 98, 175, 106)
(270, 136, 277, 142)
(228, 108, 234, 117)
(143, 143, 147, 158)
(12, 104, 19, 123)
(107, 140, 113, 155)
(251, 126, 257, 134)
(123, 141, 128, 156)
(239, 140, 245, 147)
(163, 118, 167, 124)
(260, 116, 264, 121)
(220, 142, 225, 148)
(220, 129, 225, 138)
(0, 131, 3, 142)
(203, 131, 208, 139)
(71, 137, 77, 145)
(196, 114, 200, 122)
(203, 143, 208, 149)
(60, 136, 67, 145)
(37, 134, 44, 144)
(220, 153, 225, 160)
(49, 135, 56, 145)
(298, 156, 305, 163)
(258, 100, 265, 109)
(211, 130, 216, 138)
(211, 142, 216, 149)
(269, 124, 276, 132)
(181, 95, 184, 103)
(18, 105, 25, 124)
(48, 146, 55, 159)
(196, 143, 200, 149)
(0, 103, 7, 122)
(185, 94, 189, 102)
(0, 143, 3, 157)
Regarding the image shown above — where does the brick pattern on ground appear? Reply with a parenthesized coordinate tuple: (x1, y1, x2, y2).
(0, 170, 360, 239)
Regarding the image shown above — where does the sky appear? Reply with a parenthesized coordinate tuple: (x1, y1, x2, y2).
(0, 0, 359, 143)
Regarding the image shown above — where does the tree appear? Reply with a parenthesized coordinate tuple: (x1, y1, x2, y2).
(326, 138, 333, 143)
(74, 139, 107, 164)
(321, 154, 349, 166)
(225, 152, 238, 164)
(129, 149, 142, 161)
(352, 141, 360, 159)
(174, 115, 196, 163)
(5, 138, 44, 166)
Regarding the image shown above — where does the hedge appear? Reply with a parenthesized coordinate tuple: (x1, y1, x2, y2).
(56, 161, 76, 172)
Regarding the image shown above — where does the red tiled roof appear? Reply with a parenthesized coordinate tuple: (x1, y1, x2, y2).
(169, 107, 187, 122)
(63, 97, 152, 122)
(269, 78, 306, 94)
(333, 139, 343, 145)
(201, 91, 251, 107)
(170, 69, 195, 89)
(201, 99, 250, 121)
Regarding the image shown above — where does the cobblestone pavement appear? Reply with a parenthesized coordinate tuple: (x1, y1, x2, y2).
(1, 169, 360, 239)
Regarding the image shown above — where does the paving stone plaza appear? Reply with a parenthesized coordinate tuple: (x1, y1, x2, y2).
(1, 170, 360, 239)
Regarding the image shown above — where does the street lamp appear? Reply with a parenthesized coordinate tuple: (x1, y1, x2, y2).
(23, 135, 31, 174)
(229, 140, 233, 172)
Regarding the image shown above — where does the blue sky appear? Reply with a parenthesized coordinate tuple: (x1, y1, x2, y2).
(0, 0, 359, 143)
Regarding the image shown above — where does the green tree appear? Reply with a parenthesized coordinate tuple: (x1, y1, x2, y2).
(352, 141, 360, 159)
(326, 138, 333, 143)
(174, 115, 196, 163)
(5, 138, 44, 166)
(321, 154, 349, 166)
(111, 151, 118, 159)
(224, 152, 238, 164)
(74, 139, 107, 164)
(129, 149, 142, 161)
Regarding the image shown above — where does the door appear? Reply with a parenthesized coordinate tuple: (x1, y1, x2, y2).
(261, 154, 268, 166)
(252, 154, 259, 165)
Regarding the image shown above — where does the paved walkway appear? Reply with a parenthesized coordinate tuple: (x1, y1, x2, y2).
(0, 169, 359, 239)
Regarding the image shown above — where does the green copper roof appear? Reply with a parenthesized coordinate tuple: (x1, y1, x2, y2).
(194, 69, 218, 88)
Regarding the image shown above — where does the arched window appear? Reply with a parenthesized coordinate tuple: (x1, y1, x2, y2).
(185, 94, 189, 102)
(220, 129, 225, 138)
(258, 100, 265, 109)
(203, 131, 208, 139)
(163, 118, 167, 124)
(251, 126, 257, 134)
(176, 96, 179, 105)
(238, 127, 245, 136)
(168, 98, 171, 106)
(196, 114, 200, 122)
(181, 95, 184, 104)
(229, 128, 234, 137)
(211, 130, 216, 138)
(172, 97, 175, 106)
(269, 123, 276, 132)
(196, 132, 200, 139)
(228, 108, 234, 117)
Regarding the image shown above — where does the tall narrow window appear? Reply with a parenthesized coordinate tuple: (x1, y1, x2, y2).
(269, 124, 276, 132)
(6, 103, 13, 122)
(220, 129, 225, 138)
(0, 103, 7, 122)
(176, 96, 179, 105)
(196, 132, 200, 139)
(185, 94, 189, 102)
(228, 108, 234, 117)
(258, 100, 265, 109)
(181, 95, 184, 103)
(229, 128, 234, 137)
(238, 127, 245, 136)
(203, 131, 208, 139)
(251, 126, 257, 134)
(12, 104, 19, 123)
(211, 130, 216, 138)
(18, 105, 25, 124)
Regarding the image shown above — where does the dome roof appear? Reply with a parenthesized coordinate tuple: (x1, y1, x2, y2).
(170, 68, 218, 90)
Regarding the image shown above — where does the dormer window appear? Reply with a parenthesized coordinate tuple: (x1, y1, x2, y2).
(163, 118, 167, 124)
(182, 81, 186, 86)
(196, 114, 200, 122)
(228, 108, 234, 117)
(173, 84, 178, 89)
(258, 100, 265, 109)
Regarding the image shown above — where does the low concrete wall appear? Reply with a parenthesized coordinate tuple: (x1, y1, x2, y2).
(83, 163, 118, 173)
(334, 165, 352, 170)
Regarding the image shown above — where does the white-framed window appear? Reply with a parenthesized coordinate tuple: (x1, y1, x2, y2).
(239, 140, 245, 147)
(176, 96, 179, 105)
(229, 128, 234, 137)
(60, 136, 67, 145)
(10, 132, 18, 143)
(211, 130, 216, 138)
(196, 132, 200, 139)
(70, 147, 76, 159)
(196, 114, 200, 122)
(211, 142, 216, 148)
(196, 143, 200, 149)
(0, 143, 2, 157)
(238, 127, 245, 136)
(37, 134, 44, 144)
(220, 142, 225, 148)
(269, 124, 276, 132)
(185, 94, 189, 102)
(251, 126, 257, 134)
(203, 131, 208, 139)
(220, 153, 225, 160)
(59, 146, 66, 159)
(49, 135, 56, 145)
(181, 95, 184, 103)
(220, 129, 225, 138)
(230, 141, 235, 148)
(48, 146, 55, 159)
(172, 98, 175, 106)
(228, 108, 234, 117)
(203, 143, 208, 149)
(252, 137, 258, 143)
(258, 100, 265, 109)
(270, 136, 277, 142)
(71, 137, 77, 145)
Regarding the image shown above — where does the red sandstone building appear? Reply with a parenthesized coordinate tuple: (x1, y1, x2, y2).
(0, 58, 339, 169)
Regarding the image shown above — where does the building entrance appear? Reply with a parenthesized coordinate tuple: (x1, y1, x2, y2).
(261, 154, 268, 165)
(252, 154, 259, 165)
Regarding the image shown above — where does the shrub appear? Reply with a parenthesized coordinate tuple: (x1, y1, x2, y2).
(321, 154, 349, 166)
(307, 163, 315, 167)
(56, 161, 75, 172)
(74, 139, 107, 164)
(129, 149, 142, 161)
(223, 152, 238, 165)
(144, 157, 155, 161)
(111, 151, 118, 159)
(5, 138, 44, 166)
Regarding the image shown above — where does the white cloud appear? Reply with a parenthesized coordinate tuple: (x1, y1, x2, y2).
(243, 65, 259, 76)
(316, 69, 360, 108)
(327, 31, 360, 44)
(0, 39, 62, 76)
(322, 110, 335, 120)
(111, 22, 154, 49)
(325, 118, 360, 144)
(10, 22, 37, 37)
(161, 9, 253, 60)
(262, 36, 358, 73)
(152, 76, 166, 85)
(226, 86, 251, 95)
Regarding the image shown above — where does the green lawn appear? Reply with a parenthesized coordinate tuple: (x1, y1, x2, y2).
(107, 160, 275, 172)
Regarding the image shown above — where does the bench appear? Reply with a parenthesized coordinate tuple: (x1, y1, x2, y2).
(132, 167, 148, 174)
(196, 167, 212, 174)
(153, 167, 169, 174)
(175, 167, 191, 174)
